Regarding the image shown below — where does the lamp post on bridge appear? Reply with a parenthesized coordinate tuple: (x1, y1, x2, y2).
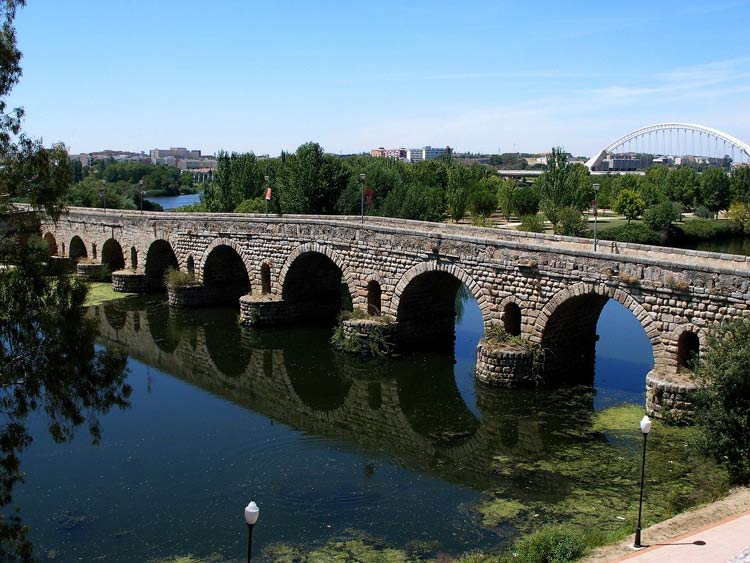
(139, 179, 145, 212)
(592, 183, 600, 252)
(634, 415, 651, 548)
(244, 500, 260, 562)
(359, 173, 366, 225)
(264, 175, 270, 215)
(99, 180, 107, 214)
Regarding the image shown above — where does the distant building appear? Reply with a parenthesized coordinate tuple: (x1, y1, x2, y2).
(150, 147, 216, 171)
(69, 150, 150, 167)
(406, 146, 451, 162)
(370, 147, 408, 160)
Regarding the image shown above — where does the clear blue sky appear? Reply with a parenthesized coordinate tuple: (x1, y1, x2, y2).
(7, 0, 750, 156)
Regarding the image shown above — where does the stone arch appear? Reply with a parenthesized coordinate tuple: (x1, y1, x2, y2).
(101, 238, 125, 272)
(367, 280, 382, 316)
(69, 235, 87, 260)
(201, 241, 251, 304)
(277, 243, 356, 322)
(498, 295, 525, 336)
(197, 238, 253, 283)
(43, 232, 58, 256)
(665, 323, 705, 372)
(144, 239, 179, 291)
(676, 330, 700, 370)
(130, 246, 138, 270)
(277, 242, 356, 301)
(260, 261, 272, 295)
(535, 282, 661, 383)
(391, 261, 490, 349)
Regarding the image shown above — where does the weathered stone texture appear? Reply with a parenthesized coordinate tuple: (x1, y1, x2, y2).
(475, 341, 536, 386)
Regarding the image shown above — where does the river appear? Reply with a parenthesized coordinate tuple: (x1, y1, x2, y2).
(13, 291, 697, 562)
(147, 193, 201, 210)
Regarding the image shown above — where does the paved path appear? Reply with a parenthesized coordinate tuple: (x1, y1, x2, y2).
(610, 513, 750, 563)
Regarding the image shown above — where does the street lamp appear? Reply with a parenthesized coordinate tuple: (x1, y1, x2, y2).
(359, 173, 366, 225)
(100, 180, 107, 214)
(592, 183, 600, 252)
(244, 500, 260, 562)
(139, 180, 145, 212)
(634, 415, 652, 548)
(264, 175, 270, 215)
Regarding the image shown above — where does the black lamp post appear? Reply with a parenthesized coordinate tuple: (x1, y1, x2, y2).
(244, 500, 260, 562)
(139, 180, 145, 212)
(634, 415, 652, 548)
(359, 173, 366, 224)
(264, 175, 270, 215)
(593, 183, 600, 251)
(100, 180, 107, 214)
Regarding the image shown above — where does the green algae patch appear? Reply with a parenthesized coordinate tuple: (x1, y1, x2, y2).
(475, 403, 730, 539)
(265, 538, 414, 563)
(84, 282, 137, 307)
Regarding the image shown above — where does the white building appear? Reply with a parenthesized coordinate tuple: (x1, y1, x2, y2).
(407, 146, 451, 162)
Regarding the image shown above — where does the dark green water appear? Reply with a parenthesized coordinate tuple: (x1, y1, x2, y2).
(14, 293, 655, 562)
(682, 235, 750, 256)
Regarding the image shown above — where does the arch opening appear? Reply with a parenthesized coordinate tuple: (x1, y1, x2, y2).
(186, 255, 195, 277)
(101, 239, 125, 272)
(367, 280, 381, 316)
(396, 270, 464, 350)
(43, 233, 58, 256)
(203, 245, 251, 305)
(130, 247, 138, 270)
(145, 240, 179, 291)
(260, 263, 271, 295)
(69, 236, 87, 260)
(503, 302, 522, 337)
(282, 251, 350, 323)
(677, 330, 700, 371)
(541, 293, 655, 392)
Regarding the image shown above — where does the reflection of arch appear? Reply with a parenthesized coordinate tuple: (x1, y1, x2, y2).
(677, 330, 700, 370)
(202, 244, 251, 303)
(145, 239, 179, 291)
(103, 302, 127, 331)
(69, 236, 87, 260)
(146, 302, 181, 353)
(391, 261, 490, 326)
(367, 280, 381, 316)
(101, 239, 125, 271)
(536, 282, 660, 383)
(43, 232, 58, 256)
(130, 247, 138, 270)
(278, 243, 356, 302)
(260, 262, 271, 295)
(280, 245, 354, 322)
(203, 309, 252, 377)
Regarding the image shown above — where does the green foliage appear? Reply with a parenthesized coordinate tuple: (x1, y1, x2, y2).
(331, 311, 394, 357)
(446, 166, 470, 222)
(694, 318, 750, 484)
(163, 267, 196, 288)
(677, 218, 735, 241)
(512, 186, 541, 217)
(518, 214, 545, 233)
(485, 325, 534, 350)
(380, 182, 445, 222)
(203, 151, 264, 212)
(512, 525, 587, 563)
(699, 167, 731, 212)
(598, 223, 659, 245)
(469, 178, 498, 218)
(731, 165, 750, 204)
(727, 202, 750, 234)
(643, 200, 679, 232)
(537, 148, 587, 227)
(613, 189, 645, 223)
(234, 197, 266, 213)
(665, 166, 698, 208)
(554, 207, 587, 237)
(496, 178, 516, 220)
(694, 205, 713, 219)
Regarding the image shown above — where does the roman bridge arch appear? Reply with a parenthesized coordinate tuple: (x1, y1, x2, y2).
(533, 282, 663, 384)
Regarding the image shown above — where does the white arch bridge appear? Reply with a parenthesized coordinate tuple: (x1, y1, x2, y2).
(586, 123, 750, 171)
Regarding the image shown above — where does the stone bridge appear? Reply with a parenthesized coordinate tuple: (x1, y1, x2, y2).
(42, 207, 750, 408)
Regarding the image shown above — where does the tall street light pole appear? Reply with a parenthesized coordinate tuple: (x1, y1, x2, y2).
(634, 415, 652, 548)
(264, 175, 270, 215)
(244, 500, 260, 562)
(593, 183, 600, 252)
(100, 180, 107, 214)
(359, 173, 366, 225)
(139, 179, 145, 212)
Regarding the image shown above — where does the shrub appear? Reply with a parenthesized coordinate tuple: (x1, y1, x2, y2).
(694, 205, 713, 219)
(164, 267, 195, 288)
(469, 186, 498, 218)
(554, 207, 588, 237)
(613, 189, 645, 223)
(694, 318, 750, 484)
(727, 202, 750, 234)
(485, 325, 532, 349)
(519, 214, 545, 233)
(677, 218, 735, 241)
(598, 223, 659, 245)
(513, 525, 588, 563)
(512, 187, 541, 217)
(234, 198, 266, 213)
(643, 200, 680, 232)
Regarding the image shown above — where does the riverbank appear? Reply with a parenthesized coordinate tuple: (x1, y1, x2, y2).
(582, 487, 750, 563)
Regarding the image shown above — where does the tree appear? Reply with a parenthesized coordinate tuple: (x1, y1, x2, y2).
(512, 186, 540, 217)
(666, 166, 698, 208)
(613, 189, 645, 223)
(495, 178, 516, 221)
(643, 200, 679, 232)
(537, 148, 583, 228)
(731, 166, 750, 205)
(468, 179, 497, 219)
(695, 318, 750, 484)
(555, 206, 587, 236)
(699, 167, 731, 214)
(446, 166, 469, 223)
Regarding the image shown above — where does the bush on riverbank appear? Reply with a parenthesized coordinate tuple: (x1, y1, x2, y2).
(597, 223, 660, 245)
(163, 267, 196, 288)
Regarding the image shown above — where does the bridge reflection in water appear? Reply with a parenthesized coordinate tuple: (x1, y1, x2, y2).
(94, 296, 603, 491)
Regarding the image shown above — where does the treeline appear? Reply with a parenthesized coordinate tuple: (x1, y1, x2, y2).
(66, 159, 197, 210)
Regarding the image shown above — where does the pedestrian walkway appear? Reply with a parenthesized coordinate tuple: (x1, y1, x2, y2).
(609, 513, 750, 563)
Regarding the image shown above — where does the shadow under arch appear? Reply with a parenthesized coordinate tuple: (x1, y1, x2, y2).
(202, 307, 253, 377)
(145, 239, 178, 291)
(69, 235, 87, 260)
(392, 263, 488, 351)
(43, 232, 58, 256)
(202, 244, 251, 305)
(280, 247, 353, 324)
(101, 238, 125, 271)
(536, 283, 659, 385)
